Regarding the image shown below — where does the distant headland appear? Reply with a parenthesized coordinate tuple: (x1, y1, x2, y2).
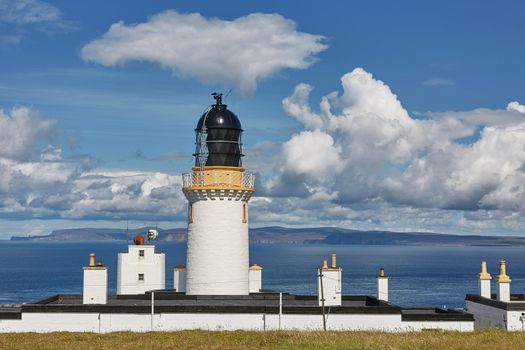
(8, 226, 525, 246)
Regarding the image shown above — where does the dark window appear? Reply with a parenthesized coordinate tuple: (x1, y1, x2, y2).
(189, 204, 193, 224)
(138, 273, 144, 282)
(242, 203, 247, 223)
(139, 250, 144, 257)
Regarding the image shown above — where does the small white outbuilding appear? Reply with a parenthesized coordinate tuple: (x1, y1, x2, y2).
(117, 243, 165, 295)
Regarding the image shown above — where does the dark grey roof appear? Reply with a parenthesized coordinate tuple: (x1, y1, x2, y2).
(0, 291, 473, 322)
(466, 294, 525, 311)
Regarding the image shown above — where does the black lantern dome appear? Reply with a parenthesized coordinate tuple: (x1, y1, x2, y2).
(194, 93, 244, 167)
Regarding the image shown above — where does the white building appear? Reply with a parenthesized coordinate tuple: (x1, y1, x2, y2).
(182, 93, 255, 295)
(318, 255, 342, 307)
(117, 244, 165, 295)
(466, 260, 525, 330)
(0, 293, 474, 333)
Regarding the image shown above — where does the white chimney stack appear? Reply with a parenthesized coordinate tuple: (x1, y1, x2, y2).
(249, 264, 263, 293)
(477, 261, 492, 299)
(83, 253, 108, 305)
(377, 268, 389, 302)
(318, 254, 342, 306)
(496, 260, 511, 302)
(173, 265, 187, 293)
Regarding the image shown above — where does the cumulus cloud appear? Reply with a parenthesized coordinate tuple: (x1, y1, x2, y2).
(0, 107, 55, 160)
(0, 105, 186, 221)
(256, 67, 525, 233)
(81, 10, 327, 93)
(507, 101, 525, 114)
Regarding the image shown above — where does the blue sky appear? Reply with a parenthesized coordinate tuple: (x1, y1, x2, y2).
(0, 0, 524, 237)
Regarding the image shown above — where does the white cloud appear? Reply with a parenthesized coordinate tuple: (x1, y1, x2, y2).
(2, 79, 525, 235)
(255, 67, 525, 233)
(0, 106, 55, 160)
(81, 10, 327, 94)
(0, 0, 76, 44)
(421, 78, 454, 86)
(282, 130, 342, 178)
(385, 124, 525, 210)
(507, 101, 525, 114)
(0, 0, 61, 24)
(0, 105, 186, 221)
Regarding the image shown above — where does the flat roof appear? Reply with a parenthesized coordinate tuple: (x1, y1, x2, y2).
(466, 294, 525, 311)
(0, 291, 473, 322)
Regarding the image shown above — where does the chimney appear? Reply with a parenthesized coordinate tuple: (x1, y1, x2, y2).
(496, 260, 511, 302)
(477, 261, 492, 299)
(83, 253, 108, 305)
(318, 255, 342, 306)
(173, 265, 187, 293)
(249, 264, 263, 293)
(377, 268, 389, 302)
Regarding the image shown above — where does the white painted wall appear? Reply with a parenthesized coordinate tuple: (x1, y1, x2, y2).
(318, 268, 342, 306)
(83, 268, 108, 304)
(0, 312, 473, 333)
(173, 267, 186, 293)
(466, 300, 525, 331)
(186, 198, 250, 295)
(117, 245, 165, 295)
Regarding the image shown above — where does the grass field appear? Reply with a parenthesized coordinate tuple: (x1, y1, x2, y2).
(0, 330, 524, 350)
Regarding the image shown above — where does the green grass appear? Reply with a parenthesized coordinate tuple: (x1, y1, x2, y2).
(0, 329, 523, 350)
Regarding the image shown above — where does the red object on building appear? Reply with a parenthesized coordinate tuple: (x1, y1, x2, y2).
(133, 234, 145, 245)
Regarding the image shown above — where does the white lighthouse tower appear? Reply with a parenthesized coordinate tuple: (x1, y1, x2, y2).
(182, 93, 255, 295)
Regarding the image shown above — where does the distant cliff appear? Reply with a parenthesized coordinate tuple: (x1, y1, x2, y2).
(10, 227, 187, 242)
(9, 226, 525, 246)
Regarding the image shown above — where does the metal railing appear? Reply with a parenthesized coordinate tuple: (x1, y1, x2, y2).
(182, 170, 255, 189)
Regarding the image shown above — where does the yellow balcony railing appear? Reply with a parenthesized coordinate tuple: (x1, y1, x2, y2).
(182, 168, 255, 190)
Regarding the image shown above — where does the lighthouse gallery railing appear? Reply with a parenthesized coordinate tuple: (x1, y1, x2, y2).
(182, 170, 255, 190)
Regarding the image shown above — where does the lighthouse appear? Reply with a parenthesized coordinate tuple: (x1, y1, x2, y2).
(182, 93, 255, 295)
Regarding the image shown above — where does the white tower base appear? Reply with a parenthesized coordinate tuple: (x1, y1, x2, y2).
(185, 194, 250, 295)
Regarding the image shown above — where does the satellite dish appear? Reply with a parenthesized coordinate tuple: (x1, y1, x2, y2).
(147, 229, 158, 241)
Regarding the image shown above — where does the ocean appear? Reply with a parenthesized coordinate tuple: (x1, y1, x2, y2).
(0, 242, 524, 308)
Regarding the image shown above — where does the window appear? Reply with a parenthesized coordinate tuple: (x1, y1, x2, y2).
(242, 203, 247, 223)
(138, 273, 144, 282)
(139, 250, 144, 257)
(189, 204, 193, 224)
